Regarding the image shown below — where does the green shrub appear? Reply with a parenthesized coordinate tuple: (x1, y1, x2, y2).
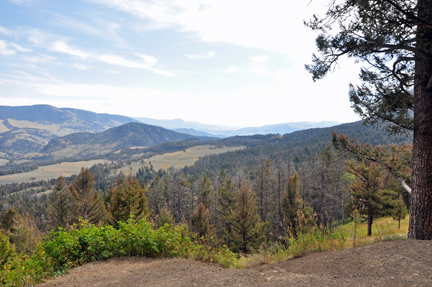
(0, 218, 239, 286)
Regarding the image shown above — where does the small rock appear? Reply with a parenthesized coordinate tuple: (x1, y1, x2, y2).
(389, 277, 395, 280)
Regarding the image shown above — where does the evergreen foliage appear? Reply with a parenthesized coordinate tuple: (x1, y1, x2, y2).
(224, 181, 267, 253)
(155, 204, 175, 228)
(106, 176, 150, 229)
(392, 195, 408, 229)
(345, 160, 397, 236)
(197, 176, 214, 212)
(69, 167, 105, 225)
(282, 173, 314, 238)
(48, 176, 72, 230)
(306, 0, 432, 239)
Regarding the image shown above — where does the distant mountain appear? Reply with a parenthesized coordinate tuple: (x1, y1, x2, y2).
(217, 121, 341, 137)
(134, 117, 239, 133)
(0, 105, 139, 155)
(135, 117, 341, 137)
(172, 128, 220, 138)
(42, 122, 210, 159)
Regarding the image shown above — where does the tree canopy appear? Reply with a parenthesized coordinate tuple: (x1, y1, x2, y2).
(307, 0, 432, 239)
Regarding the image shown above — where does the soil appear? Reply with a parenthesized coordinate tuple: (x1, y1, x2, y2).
(38, 240, 432, 287)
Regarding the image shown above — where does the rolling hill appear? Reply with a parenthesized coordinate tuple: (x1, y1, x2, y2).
(41, 122, 213, 159)
(0, 105, 139, 155)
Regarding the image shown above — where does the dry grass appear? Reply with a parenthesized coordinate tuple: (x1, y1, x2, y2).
(338, 215, 409, 247)
(117, 145, 244, 175)
(0, 159, 109, 185)
(0, 120, 10, 133)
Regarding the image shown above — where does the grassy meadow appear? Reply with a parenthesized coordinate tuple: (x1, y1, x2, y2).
(0, 160, 109, 185)
(118, 145, 245, 175)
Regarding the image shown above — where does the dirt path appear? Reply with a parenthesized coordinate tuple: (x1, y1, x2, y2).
(39, 240, 432, 287)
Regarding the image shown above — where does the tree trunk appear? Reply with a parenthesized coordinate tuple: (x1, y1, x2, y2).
(408, 0, 432, 240)
(367, 209, 373, 236)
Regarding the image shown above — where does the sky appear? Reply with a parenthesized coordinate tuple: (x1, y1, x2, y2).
(0, 0, 361, 128)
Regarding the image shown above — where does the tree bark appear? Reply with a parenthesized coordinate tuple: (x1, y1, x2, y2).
(408, 0, 432, 240)
(367, 208, 373, 236)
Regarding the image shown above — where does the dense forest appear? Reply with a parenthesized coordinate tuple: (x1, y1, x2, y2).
(0, 120, 412, 258)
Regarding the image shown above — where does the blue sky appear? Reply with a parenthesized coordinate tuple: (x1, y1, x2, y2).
(0, 0, 360, 127)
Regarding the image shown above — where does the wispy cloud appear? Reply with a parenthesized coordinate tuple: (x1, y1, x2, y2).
(23, 29, 174, 76)
(50, 13, 126, 46)
(185, 51, 215, 59)
(0, 40, 16, 55)
(0, 40, 31, 55)
(0, 26, 11, 34)
(89, 0, 320, 59)
(50, 41, 90, 59)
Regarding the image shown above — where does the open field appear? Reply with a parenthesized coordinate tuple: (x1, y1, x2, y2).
(0, 120, 10, 133)
(118, 145, 245, 175)
(0, 159, 8, 166)
(337, 215, 409, 246)
(0, 159, 109, 185)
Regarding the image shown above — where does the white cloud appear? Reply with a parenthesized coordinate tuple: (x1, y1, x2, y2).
(50, 13, 126, 46)
(90, 0, 324, 61)
(0, 40, 32, 55)
(50, 41, 90, 59)
(24, 30, 174, 76)
(0, 26, 11, 34)
(21, 54, 56, 63)
(227, 67, 239, 73)
(0, 40, 16, 55)
(9, 42, 32, 52)
(185, 51, 215, 59)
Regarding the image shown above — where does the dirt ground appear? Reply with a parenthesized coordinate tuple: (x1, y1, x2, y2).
(38, 240, 432, 287)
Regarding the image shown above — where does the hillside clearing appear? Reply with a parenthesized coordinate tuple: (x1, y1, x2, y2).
(0, 159, 109, 185)
(118, 145, 244, 174)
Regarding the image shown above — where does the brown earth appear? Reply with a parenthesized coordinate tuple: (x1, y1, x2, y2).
(38, 240, 432, 287)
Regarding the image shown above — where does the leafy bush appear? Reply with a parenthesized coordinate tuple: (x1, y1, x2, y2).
(0, 219, 239, 286)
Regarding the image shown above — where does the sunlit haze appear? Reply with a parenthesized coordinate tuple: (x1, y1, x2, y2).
(0, 0, 361, 127)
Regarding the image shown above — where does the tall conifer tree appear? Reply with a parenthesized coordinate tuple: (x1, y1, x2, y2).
(69, 167, 105, 225)
(224, 181, 267, 254)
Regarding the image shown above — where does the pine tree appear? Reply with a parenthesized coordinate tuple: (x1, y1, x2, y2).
(106, 176, 150, 228)
(306, 0, 432, 240)
(392, 194, 408, 229)
(69, 167, 105, 225)
(224, 181, 267, 254)
(155, 204, 175, 228)
(253, 158, 275, 224)
(190, 203, 212, 240)
(282, 173, 314, 238)
(197, 175, 214, 211)
(1, 208, 18, 233)
(216, 176, 238, 238)
(48, 176, 72, 230)
(147, 175, 165, 218)
(345, 161, 396, 236)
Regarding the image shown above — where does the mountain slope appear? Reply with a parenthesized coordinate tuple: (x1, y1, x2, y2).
(42, 122, 202, 159)
(135, 117, 341, 137)
(0, 105, 139, 155)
